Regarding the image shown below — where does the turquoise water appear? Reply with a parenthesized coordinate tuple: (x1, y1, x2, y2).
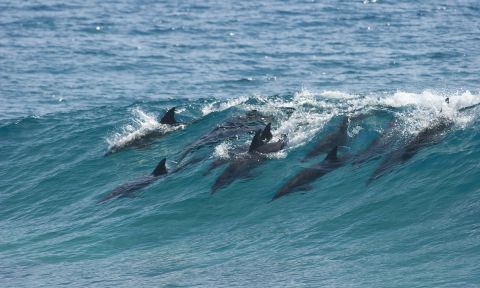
(1, 1, 480, 287)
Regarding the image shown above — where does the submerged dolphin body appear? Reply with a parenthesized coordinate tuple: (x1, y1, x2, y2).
(302, 112, 377, 162)
(303, 116, 349, 161)
(272, 146, 343, 201)
(352, 118, 397, 166)
(211, 125, 287, 193)
(106, 107, 180, 155)
(98, 159, 168, 203)
(368, 116, 453, 184)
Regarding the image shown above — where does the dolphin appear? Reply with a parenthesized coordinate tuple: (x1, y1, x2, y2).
(159, 107, 178, 125)
(368, 116, 453, 184)
(458, 101, 480, 112)
(98, 158, 168, 203)
(106, 107, 180, 155)
(272, 146, 343, 201)
(211, 125, 287, 193)
(177, 110, 273, 166)
(204, 122, 274, 174)
(260, 122, 273, 143)
(302, 112, 376, 161)
(303, 116, 349, 161)
(351, 118, 397, 166)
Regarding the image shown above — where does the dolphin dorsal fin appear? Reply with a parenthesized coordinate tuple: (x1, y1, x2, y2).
(325, 146, 338, 161)
(249, 129, 263, 152)
(260, 123, 273, 143)
(152, 158, 168, 176)
(160, 107, 177, 125)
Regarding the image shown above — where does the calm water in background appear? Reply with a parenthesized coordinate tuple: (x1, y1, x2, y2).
(1, 0, 480, 287)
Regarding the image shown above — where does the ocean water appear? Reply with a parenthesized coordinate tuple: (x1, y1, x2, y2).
(1, 0, 480, 287)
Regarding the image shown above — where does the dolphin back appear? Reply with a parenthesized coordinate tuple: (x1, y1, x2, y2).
(248, 129, 264, 152)
(260, 123, 273, 143)
(160, 107, 177, 125)
(152, 158, 168, 176)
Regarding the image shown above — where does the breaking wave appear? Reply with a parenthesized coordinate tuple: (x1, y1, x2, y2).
(3, 89, 480, 287)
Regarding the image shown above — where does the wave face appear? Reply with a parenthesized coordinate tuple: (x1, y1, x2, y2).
(2, 0, 480, 286)
(2, 91, 480, 287)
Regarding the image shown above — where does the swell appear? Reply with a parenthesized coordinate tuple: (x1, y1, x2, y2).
(1, 90, 480, 286)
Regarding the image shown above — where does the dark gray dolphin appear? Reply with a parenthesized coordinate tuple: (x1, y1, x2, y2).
(458, 101, 480, 112)
(272, 146, 343, 201)
(106, 107, 180, 155)
(260, 122, 273, 143)
(177, 110, 273, 164)
(368, 116, 453, 184)
(204, 122, 275, 174)
(249, 125, 287, 153)
(352, 118, 397, 166)
(355, 98, 452, 166)
(160, 107, 177, 125)
(98, 158, 168, 203)
(303, 116, 349, 161)
(211, 126, 287, 193)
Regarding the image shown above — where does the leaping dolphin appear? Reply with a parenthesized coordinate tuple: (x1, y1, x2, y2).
(272, 146, 343, 201)
(106, 107, 180, 156)
(97, 158, 168, 203)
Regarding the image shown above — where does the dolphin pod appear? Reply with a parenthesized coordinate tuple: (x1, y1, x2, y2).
(99, 98, 478, 203)
(272, 98, 465, 200)
(99, 110, 276, 203)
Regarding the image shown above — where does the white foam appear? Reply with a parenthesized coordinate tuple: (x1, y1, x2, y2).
(320, 90, 358, 99)
(265, 150, 288, 159)
(212, 141, 232, 159)
(107, 89, 480, 157)
(106, 107, 183, 151)
(261, 88, 480, 151)
(201, 96, 249, 116)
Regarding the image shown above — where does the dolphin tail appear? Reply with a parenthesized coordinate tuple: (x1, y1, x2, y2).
(160, 107, 177, 125)
(152, 158, 168, 176)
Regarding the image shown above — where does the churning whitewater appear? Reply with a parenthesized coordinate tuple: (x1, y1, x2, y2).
(101, 89, 480, 202)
